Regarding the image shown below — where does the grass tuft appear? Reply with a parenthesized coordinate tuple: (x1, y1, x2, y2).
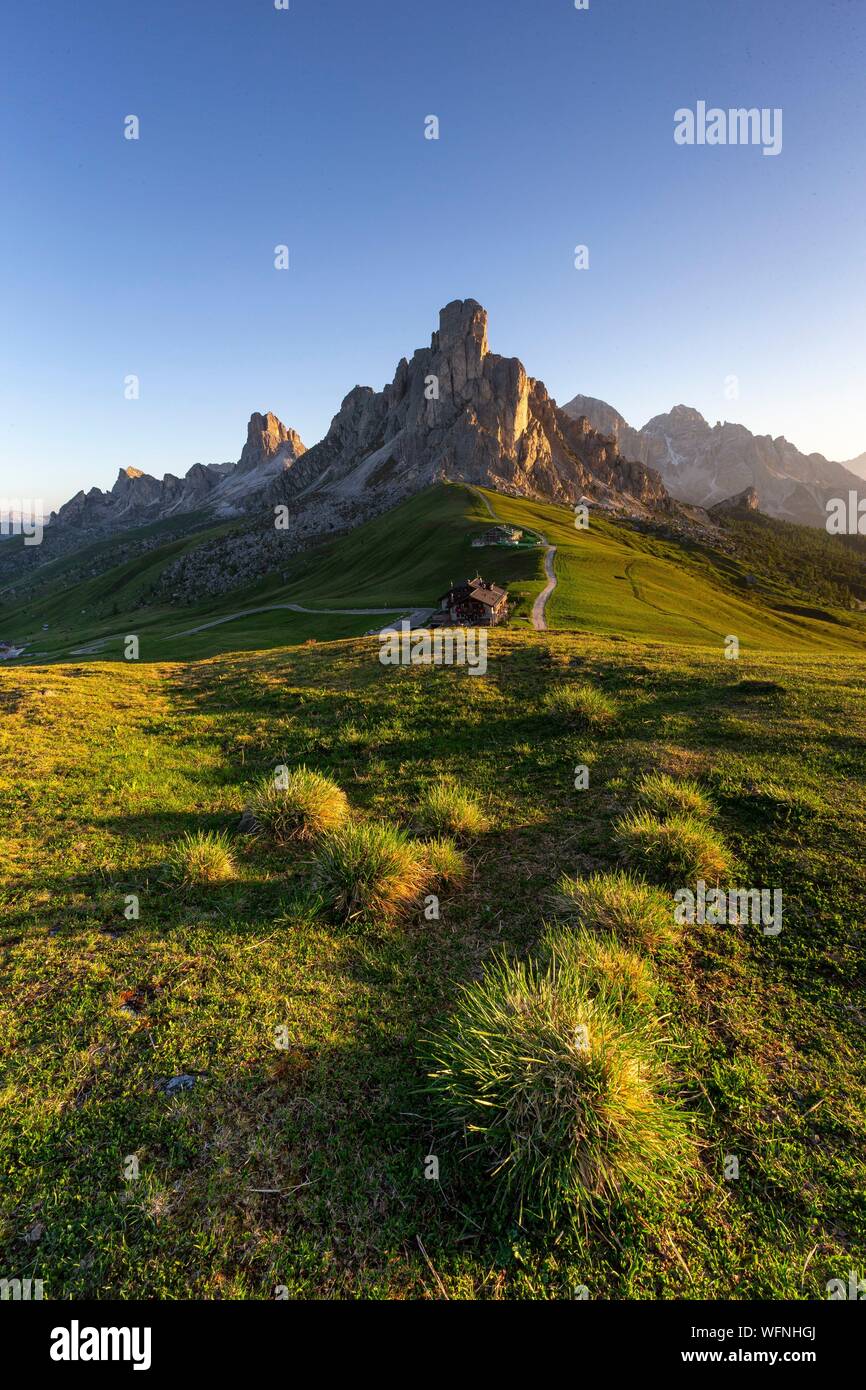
(615, 810, 733, 885)
(167, 829, 235, 885)
(637, 770, 715, 821)
(552, 870, 679, 952)
(544, 926, 658, 1022)
(310, 819, 430, 928)
(426, 953, 690, 1227)
(424, 835, 467, 884)
(246, 765, 349, 843)
(544, 682, 617, 729)
(417, 780, 489, 837)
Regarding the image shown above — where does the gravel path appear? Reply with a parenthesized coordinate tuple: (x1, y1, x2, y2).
(532, 544, 558, 631)
(171, 602, 408, 638)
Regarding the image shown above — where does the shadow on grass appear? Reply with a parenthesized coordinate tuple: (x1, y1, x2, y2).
(0, 944, 660, 1299)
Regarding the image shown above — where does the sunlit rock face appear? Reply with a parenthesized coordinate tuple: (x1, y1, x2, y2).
(270, 299, 670, 514)
(49, 300, 676, 549)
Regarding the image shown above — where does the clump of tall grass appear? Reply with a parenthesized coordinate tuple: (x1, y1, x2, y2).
(417, 780, 489, 838)
(544, 926, 658, 1027)
(424, 836, 467, 884)
(552, 870, 679, 952)
(245, 766, 348, 843)
(167, 830, 235, 886)
(615, 810, 732, 885)
(311, 819, 430, 928)
(543, 682, 617, 730)
(426, 954, 689, 1227)
(637, 770, 714, 822)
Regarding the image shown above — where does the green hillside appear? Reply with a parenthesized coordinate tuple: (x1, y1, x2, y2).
(474, 490, 866, 653)
(3, 483, 866, 663)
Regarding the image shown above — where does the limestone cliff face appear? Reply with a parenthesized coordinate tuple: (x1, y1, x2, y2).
(709, 486, 760, 514)
(237, 412, 304, 475)
(271, 299, 669, 512)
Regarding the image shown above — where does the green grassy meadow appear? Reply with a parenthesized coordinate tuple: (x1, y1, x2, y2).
(1, 485, 866, 1299)
(2, 632, 866, 1298)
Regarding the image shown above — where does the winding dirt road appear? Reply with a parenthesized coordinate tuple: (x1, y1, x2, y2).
(531, 544, 558, 631)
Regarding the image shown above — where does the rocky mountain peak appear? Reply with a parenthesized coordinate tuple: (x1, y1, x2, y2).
(564, 395, 630, 440)
(269, 300, 670, 516)
(434, 298, 489, 363)
(644, 404, 708, 433)
(561, 393, 863, 529)
(710, 485, 760, 514)
(110, 466, 145, 495)
(237, 411, 304, 474)
(110, 466, 161, 503)
(52, 412, 306, 536)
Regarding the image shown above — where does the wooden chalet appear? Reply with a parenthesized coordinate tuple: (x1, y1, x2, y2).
(437, 575, 509, 627)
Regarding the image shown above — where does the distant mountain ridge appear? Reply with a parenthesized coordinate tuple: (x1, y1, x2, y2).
(562, 394, 864, 529)
(51, 413, 306, 533)
(44, 301, 863, 552)
(842, 451, 866, 481)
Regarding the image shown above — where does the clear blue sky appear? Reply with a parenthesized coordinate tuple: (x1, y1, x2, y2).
(2, 0, 864, 511)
